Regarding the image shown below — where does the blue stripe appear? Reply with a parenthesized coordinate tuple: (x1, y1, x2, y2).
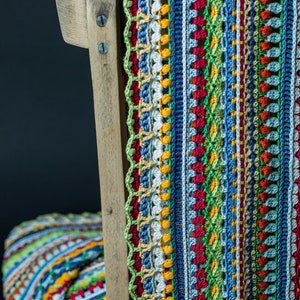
(278, 0, 294, 296)
(137, 0, 154, 294)
(170, 0, 185, 297)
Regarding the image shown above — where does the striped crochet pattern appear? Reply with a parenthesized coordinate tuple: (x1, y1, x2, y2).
(2, 213, 105, 300)
(124, 0, 300, 298)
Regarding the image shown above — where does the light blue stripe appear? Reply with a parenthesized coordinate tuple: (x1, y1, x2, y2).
(278, 0, 295, 296)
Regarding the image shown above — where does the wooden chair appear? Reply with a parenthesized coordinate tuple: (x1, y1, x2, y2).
(55, 0, 129, 299)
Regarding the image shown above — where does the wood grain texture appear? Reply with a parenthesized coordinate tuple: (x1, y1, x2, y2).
(55, 0, 89, 48)
(86, 0, 129, 299)
(56, 0, 129, 298)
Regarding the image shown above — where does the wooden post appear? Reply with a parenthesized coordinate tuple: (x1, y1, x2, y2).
(56, 1, 129, 299)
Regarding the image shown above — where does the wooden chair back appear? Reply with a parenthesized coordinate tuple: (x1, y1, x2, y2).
(56, 1, 129, 299)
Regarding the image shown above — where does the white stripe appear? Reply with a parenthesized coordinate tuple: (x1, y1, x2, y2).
(149, 0, 166, 296)
(182, 0, 189, 296)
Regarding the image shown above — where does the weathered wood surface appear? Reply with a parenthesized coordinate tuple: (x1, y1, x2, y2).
(55, 0, 89, 48)
(56, 1, 129, 299)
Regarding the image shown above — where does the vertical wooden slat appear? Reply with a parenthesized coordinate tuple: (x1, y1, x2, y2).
(86, 1, 129, 299)
(55, 1, 129, 298)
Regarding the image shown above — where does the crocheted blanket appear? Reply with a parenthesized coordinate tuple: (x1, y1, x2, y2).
(123, 0, 300, 299)
(2, 213, 105, 300)
(3, 0, 300, 299)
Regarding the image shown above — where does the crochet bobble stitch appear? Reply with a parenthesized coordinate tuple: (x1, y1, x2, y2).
(253, 1, 283, 298)
(186, 0, 209, 298)
(278, 0, 295, 297)
(150, 1, 174, 298)
(191, 0, 208, 298)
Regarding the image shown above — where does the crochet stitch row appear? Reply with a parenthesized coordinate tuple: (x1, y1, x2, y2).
(124, 0, 175, 298)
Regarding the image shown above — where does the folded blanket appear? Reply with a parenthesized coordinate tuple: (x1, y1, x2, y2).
(2, 213, 106, 300)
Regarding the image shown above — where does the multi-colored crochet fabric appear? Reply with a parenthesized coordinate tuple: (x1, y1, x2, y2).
(123, 0, 300, 298)
(2, 213, 106, 300)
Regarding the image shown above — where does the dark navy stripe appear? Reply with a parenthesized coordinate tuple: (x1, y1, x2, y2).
(170, 0, 185, 298)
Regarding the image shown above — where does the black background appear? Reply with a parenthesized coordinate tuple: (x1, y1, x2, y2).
(0, 2, 101, 297)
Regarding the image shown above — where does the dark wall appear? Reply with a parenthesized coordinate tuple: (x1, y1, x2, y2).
(0, 2, 101, 297)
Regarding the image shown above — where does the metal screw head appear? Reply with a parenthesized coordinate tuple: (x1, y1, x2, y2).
(96, 15, 108, 27)
(98, 43, 109, 54)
